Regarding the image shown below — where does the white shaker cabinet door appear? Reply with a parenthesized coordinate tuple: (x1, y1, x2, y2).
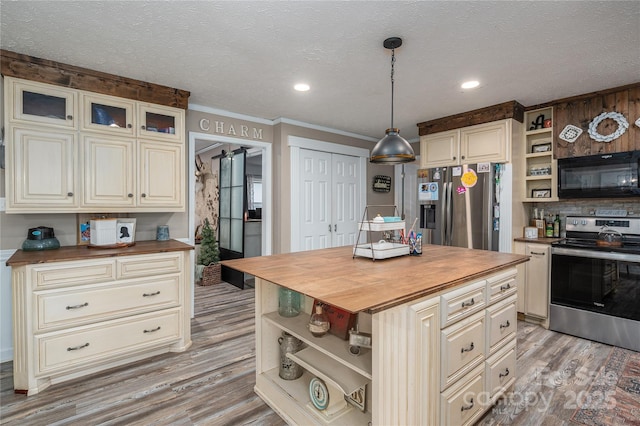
(81, 134, 135, 207)
(8, 126, 77, 210)
(137, 140, 184, 209)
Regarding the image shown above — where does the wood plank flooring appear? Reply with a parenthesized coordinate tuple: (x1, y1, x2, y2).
(1, 282, 634, 425)
(0, 282, 286, 426)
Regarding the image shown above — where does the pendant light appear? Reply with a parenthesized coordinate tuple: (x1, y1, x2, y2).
(370, 37, 416, 164)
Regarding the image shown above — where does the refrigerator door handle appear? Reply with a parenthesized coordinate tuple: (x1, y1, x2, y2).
(441, 181, 449, 245)
(447, 180, 454, 246)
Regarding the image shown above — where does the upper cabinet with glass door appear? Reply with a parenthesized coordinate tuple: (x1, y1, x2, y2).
(80, 92, 136, 137)
(137, 103, 184, 143)
(7, 78, 78, 129)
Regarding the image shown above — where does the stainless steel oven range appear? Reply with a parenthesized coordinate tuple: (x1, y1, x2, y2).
(550, 214, 640, 352)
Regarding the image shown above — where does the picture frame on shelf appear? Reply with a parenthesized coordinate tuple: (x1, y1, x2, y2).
(532, 189, 551, 198)
(531, 143, 552, 153)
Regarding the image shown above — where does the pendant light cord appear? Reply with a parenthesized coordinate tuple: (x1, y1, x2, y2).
(390, 48, 396, 129)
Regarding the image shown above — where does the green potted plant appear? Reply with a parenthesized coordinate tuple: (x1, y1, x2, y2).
(196, 219, 221, 286)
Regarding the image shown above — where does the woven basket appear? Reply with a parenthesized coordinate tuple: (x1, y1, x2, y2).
(200, 264, 221, 286)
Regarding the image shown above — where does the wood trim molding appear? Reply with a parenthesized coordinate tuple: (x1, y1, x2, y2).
(525, 81, 640, 111)
(417, 100, 524, 136)
(1, 49, 190, 109)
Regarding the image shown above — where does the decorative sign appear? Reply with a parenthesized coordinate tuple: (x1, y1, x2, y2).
(559, 124, 583, 143)
(372, 175, 391, 192)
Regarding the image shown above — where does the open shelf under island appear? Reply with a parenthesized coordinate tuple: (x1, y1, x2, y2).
(222, 244, 529, 426)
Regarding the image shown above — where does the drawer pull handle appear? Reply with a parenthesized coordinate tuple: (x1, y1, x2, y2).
(461, 342, 475, 353)
(499, 368, 510, 378)
(143, 291, 161, 297)
(144, 326, 161, 334)
(500, 283, 511, 291)
(66, 302, 89, 310)
(460, 398, 474, 412)
(500, 320, 511, 330)
(67, 343, 89, 351)
(461, 298, 475, 308)
(531, 251, 545, 256)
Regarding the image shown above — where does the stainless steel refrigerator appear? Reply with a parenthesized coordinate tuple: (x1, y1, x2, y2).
(418, 163, 503, 251)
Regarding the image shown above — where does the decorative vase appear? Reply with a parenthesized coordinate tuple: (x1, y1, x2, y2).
(200, 263, 221, 286)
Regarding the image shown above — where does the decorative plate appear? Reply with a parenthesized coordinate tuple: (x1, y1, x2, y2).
(559, 125, 583, 143)
(635, 116, 640, 129)
(309, 377, 329, 411)
(588, 111, 628, 143)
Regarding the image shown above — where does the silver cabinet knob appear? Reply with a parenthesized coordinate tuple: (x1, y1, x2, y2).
(127, 124, 132, 128)
(141, 193, 147, 198)
(128, 193, 133, 198)
(66, 115, 73, 120)
(141, 125, 146, 130)
(67, 192, 73, 196)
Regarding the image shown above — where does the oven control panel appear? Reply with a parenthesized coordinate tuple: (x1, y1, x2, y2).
(566, 216, 640, 235)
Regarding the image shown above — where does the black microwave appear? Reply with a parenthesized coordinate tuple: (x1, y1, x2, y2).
(558, 150, 640, 198)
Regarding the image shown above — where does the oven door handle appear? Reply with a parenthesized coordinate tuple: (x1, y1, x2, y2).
(552, 246, 640, 262)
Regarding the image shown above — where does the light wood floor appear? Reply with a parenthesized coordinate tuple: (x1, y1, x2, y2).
(0, 282, 626, 425)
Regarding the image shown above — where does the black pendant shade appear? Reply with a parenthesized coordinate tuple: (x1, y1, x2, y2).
(370, 37, 415, 165)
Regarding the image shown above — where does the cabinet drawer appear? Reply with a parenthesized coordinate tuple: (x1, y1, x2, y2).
(441, 310, 485, 390)
(441, 279, 486, 327)
(440, 365, 485, 426)
(36, 275, 181, 330)
(31, 260, 116, 290)
(486, 268, 517, 304)
(117, 252, 182, 279)
(486, 340, 516, 399)
(486, 295, 517, 355)
(36, 308, 181, 376)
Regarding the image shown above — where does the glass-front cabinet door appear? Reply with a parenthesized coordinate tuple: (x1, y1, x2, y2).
(81, 93, 136, 136)
(8, 78, 77, 129)
(137, 103, 184, 143)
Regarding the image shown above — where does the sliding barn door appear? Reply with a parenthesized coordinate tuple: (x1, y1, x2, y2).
(218, 149, 246, 288)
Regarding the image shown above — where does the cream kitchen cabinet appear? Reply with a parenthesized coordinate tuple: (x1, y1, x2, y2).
(4, 76, 186, 213)
(138, 140, 184, 208)
(138, 103, 184, 143)
(420, 119, 515, 168)
(80, 92, 184, 143)
(81, 92, 136, 137)
(514, 241, 551, 326)
(81, 135, 184, 210)
(7, 241, 193, 395)
(7, 78, 78, 129)
(7, 126, 78, 210)
(251, 264, 518, 426)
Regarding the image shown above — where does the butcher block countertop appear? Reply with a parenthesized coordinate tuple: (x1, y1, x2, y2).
(222, 245, 528, 314)
(6, 239, 194, 267)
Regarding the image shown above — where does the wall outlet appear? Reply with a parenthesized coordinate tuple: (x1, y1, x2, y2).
(0, 197, 5, 212)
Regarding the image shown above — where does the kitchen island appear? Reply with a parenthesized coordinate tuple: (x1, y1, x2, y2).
(222, 244, 528, 426)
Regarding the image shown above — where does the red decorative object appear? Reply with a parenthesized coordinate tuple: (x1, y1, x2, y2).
(313, 299, 357, 340)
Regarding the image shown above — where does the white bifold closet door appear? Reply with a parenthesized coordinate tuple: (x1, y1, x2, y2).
(298, 149, 360, 251)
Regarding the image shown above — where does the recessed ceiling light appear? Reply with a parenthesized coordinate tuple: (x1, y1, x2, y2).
(294, 83, 310, 92)
(461, 80, 480, 89)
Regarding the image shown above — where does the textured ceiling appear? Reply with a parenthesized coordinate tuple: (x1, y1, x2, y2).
(1, 1, 639, 142)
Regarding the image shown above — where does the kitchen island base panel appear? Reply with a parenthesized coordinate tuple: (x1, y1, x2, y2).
(255, 268, 519, 425)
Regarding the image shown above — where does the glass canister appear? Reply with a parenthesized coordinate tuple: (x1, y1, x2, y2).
(278, 287, 303, 317)
(278, 332, 304, 380)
